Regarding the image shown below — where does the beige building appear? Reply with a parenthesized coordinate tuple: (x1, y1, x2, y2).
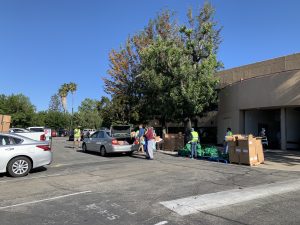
(216, 53, 300, 150)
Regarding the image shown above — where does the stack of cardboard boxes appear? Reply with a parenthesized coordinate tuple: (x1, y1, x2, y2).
(226, 134, 264, 166)
(0, 114, 11, 133)
(162, 133, 184, 151)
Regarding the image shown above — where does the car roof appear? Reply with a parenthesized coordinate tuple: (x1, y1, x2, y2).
(0, 132, 45, 143)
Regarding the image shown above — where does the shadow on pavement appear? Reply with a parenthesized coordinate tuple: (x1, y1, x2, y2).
(30, 166, 48, 174)
(264, 149, 300, 166)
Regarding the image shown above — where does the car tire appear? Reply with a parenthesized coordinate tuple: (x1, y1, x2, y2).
(100, 146, 107, 157)
(7, 156, 32, 177)
(82, 143, 88, 152)
(127, 151, 134, 156)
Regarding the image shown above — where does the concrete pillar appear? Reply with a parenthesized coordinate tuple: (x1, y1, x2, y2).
(280, 108, 287, 150)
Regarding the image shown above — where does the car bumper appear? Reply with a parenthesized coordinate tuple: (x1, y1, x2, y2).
(110, 144, 138, 153)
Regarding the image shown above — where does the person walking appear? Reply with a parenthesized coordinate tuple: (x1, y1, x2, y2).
(189, 128, 199, 159)
(138, 124, 145, 153)
(73, 126, 81, 150)
(145, 126, 155, 160)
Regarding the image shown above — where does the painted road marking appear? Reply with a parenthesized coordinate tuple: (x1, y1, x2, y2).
(154, 221, 168, 225)
(81, 200, 137, 221)
(0, 191, 91, 210)
(160, 179, 300, 216)
(0, 173, 62, 183)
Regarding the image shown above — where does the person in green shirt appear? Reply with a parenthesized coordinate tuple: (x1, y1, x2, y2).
(73, 126, 81, 149)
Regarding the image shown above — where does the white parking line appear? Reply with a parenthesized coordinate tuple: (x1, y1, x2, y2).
(0, 190, 92, 210)
(160, 179, 300, 216)
(154, 221, 168, 225)
(0, 174, 62, 183)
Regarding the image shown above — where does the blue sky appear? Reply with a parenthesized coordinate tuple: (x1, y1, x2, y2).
(1, 0, 300, 111)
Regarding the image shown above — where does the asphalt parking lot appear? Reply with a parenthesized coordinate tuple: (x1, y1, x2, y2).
(0, 137, 300, 225)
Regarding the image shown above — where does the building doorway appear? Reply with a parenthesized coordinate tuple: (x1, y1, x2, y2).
(244, 109, 281, 149)
(286, 108, 300, 150)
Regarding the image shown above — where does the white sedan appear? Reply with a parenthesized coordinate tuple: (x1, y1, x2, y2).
(0, 133, 52, 177)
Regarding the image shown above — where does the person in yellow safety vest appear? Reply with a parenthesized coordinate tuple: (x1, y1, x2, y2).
(73, 126, 81, 149)
(189, 128, 199, 159)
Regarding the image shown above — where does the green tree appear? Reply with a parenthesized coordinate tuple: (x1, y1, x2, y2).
(44, 111, 70, 130)
(32, 111, 47, 126)
(75, 98, 102, 129)
(103, 10, 177, 125)
(49, 94, 63, 112)
(0, 94, 36, 127)
(103, 3, 222, 131)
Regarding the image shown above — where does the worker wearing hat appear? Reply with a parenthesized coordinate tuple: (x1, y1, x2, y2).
(73, 126, 81, 150)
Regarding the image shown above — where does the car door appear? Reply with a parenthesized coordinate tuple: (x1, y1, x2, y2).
(92, 131, 104, 151)
(91, 131, 100, 152)
(87, 131, 99, 152)
(0, 135, 23, 172)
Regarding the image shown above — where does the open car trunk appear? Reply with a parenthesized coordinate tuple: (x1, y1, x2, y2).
(110, 125, 135, 145)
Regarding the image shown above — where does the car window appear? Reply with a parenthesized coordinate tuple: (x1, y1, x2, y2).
(0, 135, 17, 146)
(13, 138, 23, 144)
(29, 128, 44, 132)
(98, 131, 105, 138)
(90, 132, 99, 138)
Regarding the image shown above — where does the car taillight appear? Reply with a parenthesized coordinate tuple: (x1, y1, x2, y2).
(40, 134, 46, 141)
(37, 145, 51, 151)
(112, 139, 119, 145)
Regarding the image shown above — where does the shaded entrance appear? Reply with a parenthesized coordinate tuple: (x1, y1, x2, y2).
(286, 108, 300, 150)
(244, 109, 281, 149)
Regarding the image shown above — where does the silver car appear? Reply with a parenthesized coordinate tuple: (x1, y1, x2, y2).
(82, 126, 138, 156)
(0, 133, 52, 177)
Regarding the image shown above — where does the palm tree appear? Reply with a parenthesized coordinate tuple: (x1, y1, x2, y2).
(58, 83, 69, 113)
(68, 82, 77, 116)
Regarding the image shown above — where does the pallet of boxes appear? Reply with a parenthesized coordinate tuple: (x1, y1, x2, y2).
(226, 134, 264, 166)
(0, 114, 11, 133)
(162, 133, 184, 151)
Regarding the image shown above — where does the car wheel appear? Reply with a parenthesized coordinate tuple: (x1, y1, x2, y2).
(82, 143, 88, 152)
(7, 156, 32, 177)
(100, 146, 107, 157)
(127, 151, 134, 156)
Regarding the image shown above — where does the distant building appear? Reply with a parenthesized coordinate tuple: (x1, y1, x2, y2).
(216, 53, 300, 150)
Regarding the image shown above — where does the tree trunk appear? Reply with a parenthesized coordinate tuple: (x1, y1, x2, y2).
(184, 117, 192, 132)
(62, 97, 67, 113)
(184, 117, 192, 145)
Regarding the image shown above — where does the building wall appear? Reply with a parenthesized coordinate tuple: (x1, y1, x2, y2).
(217, 59, 300, 144)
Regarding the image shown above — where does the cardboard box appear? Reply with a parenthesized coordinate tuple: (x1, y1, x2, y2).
(0, 115, 11, 133)
(163, 133, 184, 151)
(255, 139, 265, 163)
(229, 146, 240, 163)
(227, 134, 264, 166)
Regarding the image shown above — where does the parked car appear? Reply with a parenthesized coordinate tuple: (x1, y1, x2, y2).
(51, 130, 57, 137)
(27, 127, 45, 132)
(9, 128, 46, 141)
(82, 129, 96, 137)
(68, 130, 84, 141)
(58, 128, 68, 137)
(0, 133, 52, 177)
(9, 128, 30, 133)
(82, 125, 138, 156)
